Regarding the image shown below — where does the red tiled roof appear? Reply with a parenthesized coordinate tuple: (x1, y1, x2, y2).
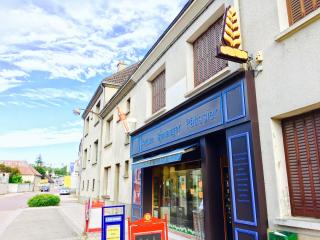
(0, 160, 42, 177)
(102, 62, 140, 86)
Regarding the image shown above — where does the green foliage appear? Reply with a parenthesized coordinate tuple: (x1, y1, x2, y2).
(27, 194, 60, 207)
(9, 174, 23, 183)
(24, 180, 31, 184)
(34, 166, 46, 179)
(0, 164, 23, 183)
(54, 166, 68, 176)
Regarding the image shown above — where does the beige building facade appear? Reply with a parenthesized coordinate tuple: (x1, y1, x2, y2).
(240, 1, 320, 239)
(78, 0, 320, 238)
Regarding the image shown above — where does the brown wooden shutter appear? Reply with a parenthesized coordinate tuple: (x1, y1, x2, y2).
(193, 17, 227, 87)
(287, 0, 320, 25)
(282, 109, 320, 218)
(152, 71, 166, 114)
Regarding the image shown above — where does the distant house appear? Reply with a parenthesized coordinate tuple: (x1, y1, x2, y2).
(0, 160, 41, 186)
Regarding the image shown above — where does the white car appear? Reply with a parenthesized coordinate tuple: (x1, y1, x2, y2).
(59, 187, 70, 195)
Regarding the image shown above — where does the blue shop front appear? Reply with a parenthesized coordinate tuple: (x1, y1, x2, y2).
(130, 72, 267, 240)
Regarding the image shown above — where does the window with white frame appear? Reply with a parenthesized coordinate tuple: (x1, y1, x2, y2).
(106, 116, 113, 144)
(126, 98, 131, 114)
(193, 16, 227, 87)
(83, 149, 87, 169)
(286, 0, 320, 25)
(123, 160, 129, 178)
(94, 101, 101, 124)
(93, 140, 98, 164)
(151, 71, 166, 114)
(85, 117, 89, 135)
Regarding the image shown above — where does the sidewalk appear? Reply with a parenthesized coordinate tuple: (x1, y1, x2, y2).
(0, 209, 22, 237)
(58, 200, 191, 240)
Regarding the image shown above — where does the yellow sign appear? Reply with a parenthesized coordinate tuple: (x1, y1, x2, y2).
(64, 176, 71, 188)
(106, 225, 120, 240)
(216, 6, 248, 63)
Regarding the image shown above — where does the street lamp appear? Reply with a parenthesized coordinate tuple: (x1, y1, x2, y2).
(72, 108, 101, 119)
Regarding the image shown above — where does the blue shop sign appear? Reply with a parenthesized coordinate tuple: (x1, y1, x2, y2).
(131, 81, 246, 157)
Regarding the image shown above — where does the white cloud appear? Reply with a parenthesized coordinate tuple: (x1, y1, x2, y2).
(0, 69, 28, 92)
(0, 125, 82, 148)
(0, 0, 188, 81)
(7, 88, 91, 108)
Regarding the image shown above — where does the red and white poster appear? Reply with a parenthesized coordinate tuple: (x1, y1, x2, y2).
(133, 169, 141, 205)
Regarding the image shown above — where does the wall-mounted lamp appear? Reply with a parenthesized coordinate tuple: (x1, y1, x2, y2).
(72, 108, 101, 119)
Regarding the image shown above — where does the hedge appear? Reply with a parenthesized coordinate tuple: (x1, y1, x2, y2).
(27, 194, 60, 207)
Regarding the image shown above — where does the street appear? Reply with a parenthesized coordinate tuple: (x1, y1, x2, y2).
(0, 192, 84, 240)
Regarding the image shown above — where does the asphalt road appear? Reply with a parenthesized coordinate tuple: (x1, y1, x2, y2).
(0, 192, 36, 211)
(0, 191, 81, 240)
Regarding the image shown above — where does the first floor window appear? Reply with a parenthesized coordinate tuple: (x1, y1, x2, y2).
(282, 109, 320, 218)
(92, 179, 95, 192)
(287, 0, 320, 25)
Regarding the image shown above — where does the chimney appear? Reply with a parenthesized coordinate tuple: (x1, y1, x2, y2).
(117, 61, 127, 72)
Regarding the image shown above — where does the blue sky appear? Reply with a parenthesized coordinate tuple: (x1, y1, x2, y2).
(0, 0, 188, 167)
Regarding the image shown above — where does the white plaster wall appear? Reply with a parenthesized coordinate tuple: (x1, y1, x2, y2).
(240, 0, 320, 238)
(80, 94, 104, 200)
(0, 183, 8, 195)
(100, 94, 132, 205)
(8, 183, 33, 193)
(130, 0, 240, 130)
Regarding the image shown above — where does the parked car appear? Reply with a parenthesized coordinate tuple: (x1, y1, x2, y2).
(40, 185, 50, 192)
(59, 187, 70, 195)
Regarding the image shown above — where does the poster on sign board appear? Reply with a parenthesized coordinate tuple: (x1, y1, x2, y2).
(133, 169, 141, 205)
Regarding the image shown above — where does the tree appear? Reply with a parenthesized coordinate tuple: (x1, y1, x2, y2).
(34, 165, 46, 179)
(35, 154, 43, 166)
(0, 164, 23, 184)
(54, 166, 68, 176)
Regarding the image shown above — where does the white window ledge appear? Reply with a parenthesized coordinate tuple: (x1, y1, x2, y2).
(184, 67, 230, 99)
(275, 8, 320, 42)
(145, 107, 166, 123)
(274, 217, 320, 231)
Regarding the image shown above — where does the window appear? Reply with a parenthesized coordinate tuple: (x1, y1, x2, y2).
(88, 146, 91, 162)
(151, 71, 166, 114)
(287, 0, 320, 25)
(114, 164, 120, 202)
(123, 160, 129, 178)
(83, 149, 88, 168)
(104, 167, 111, 197)
(282, 109, 320, 218)
(87, 180, 89, 191)
(106, 117, 113, 144)
(85, 117, 90, 135)
(94, 101, 101, 124)
(82, 180, 84, 190)
(93, 140, 98, 164)
(92, 179, 95, 192)
(193, 17, 227, 87)
(124, 133, 130, 145)
(126, 98, 131, 114)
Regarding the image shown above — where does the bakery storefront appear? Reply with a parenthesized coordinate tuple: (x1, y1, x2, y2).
(130, 73, 267, 240)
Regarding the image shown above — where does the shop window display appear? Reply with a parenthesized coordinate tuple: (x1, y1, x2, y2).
(152, 161, 204, 237)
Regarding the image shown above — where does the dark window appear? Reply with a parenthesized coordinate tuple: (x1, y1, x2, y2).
(287, 0, 320, 25)
(282, 109, 320, 218)
(92, 179, 95, 191)
(193, 17, 227, 87)
(151, 71, 166, 114)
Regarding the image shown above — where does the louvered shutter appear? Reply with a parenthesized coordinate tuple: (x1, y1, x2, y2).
(282, 110, 320, 218)
(193, 17, 227, 87)
(287, 0, 320, 25)
(152, 71, 166, 114)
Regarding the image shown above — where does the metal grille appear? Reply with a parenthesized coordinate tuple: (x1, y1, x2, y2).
(282, 109, 320, 218)
(287, 0, 320, 25)
(152, 71, 166, 114)
(193, 17, 227, 87)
